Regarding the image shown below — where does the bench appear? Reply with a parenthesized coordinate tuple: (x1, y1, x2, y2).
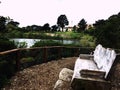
(71, 44, 117, 90)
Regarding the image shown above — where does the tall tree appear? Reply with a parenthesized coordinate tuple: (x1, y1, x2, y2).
(93, 12, 120, 48)
(6, 20, 20, 32)
(57, 14, 69, 32)
(93, 19, 106, 37)
(42, 23, 50, 32)
(73, 25, 77, 32)
(78, 18, 87, 32)
(0, 16, 6, 32)
(7, 21, 19, 27)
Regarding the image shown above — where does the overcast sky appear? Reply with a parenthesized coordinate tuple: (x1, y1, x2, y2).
(0, 0, 120, 27)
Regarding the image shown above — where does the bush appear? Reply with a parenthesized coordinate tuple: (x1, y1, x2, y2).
(0, 38, 16, 52)
(79, 35, 96, 47)
(32, 40, 63, 47)
(5, 30, 23, 38)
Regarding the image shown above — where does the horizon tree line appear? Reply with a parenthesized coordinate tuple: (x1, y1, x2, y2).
(0, 12, 120, 49)
(0, 14, 88, 33)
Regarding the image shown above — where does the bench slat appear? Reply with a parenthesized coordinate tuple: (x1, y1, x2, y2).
(80, 69, 106, 79)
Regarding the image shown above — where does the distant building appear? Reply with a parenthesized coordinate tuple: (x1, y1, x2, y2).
(57, 24, 93, 32)
(66, 26, 73, 32)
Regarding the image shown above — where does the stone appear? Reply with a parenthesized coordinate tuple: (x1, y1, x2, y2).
(53, 68, 74, 90)
(53, 79, 72, 90)
(59, 68, 74, 82)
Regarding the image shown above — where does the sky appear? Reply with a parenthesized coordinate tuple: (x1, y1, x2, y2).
(0, 0, 120, 27)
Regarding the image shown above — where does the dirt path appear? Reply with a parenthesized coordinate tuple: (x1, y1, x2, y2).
(3, 56, 120, 90)
(4, 57, 77, 90)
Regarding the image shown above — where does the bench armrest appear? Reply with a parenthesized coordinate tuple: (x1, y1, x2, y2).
(80, 69, 106, 79)
(79, 54, 94, 60)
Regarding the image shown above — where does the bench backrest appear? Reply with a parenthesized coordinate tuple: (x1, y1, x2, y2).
(93, 44, 116, 78)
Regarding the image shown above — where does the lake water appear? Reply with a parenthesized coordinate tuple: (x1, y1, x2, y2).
(10, 38, 80, 48)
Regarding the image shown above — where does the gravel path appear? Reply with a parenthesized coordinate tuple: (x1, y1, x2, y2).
(4, 57, 77, 90)
(3, 56, 120, 90)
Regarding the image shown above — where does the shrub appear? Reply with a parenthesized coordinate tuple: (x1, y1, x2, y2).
(79, 35, 96, 47)
(32, 40, 63, 47)
(0, 38, 16, 52)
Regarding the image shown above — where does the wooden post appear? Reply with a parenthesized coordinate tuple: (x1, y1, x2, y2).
(58, 47, 62, 59)
(76, 47, 80, 56)
(43, 47, 47, 63)
(16, 50, 21, 71)
(74, 47, 76, 57)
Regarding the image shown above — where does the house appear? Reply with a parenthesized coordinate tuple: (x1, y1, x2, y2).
(66, 26, 73, 32)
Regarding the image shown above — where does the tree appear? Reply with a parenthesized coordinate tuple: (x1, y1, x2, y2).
(42, 23, 51, 32)
(7, 21, 19, 27)
(78, 19, 87, 32)
(93, 12, 120, 48)
(93, 19, 106, 37)
(0, 16, 6, 32)
(57, 14, 69, 32)
(73, 25, 77, 32)
(6, 20, 20, 32)
(0, 37, 16, 52)
(51, 25, 58, 32)
(93, 19, 106, 28)
(31, 25, 42, 31)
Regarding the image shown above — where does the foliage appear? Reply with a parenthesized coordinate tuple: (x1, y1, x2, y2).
(78, 18, 87, 32)
(93, 12, 120, 48)
(51, 25, 58, 32)
(73, 25, 77, 32)
(6, 21, 20, 32)
(1, 13, 120, 49)
(31, 33, 96, 47)
(0, 16, 6, 32)
(32, 40, 63, 47)
(42, 23, 51, 32)
(55, 32, 83, 39)
(0, 37, 16, 52)
(20, 57, 34, 63)
(57, 14, 69, 31)
(22, 32, 63, 39)
(5, 30, 23, 38)
(7, 21, 19, 27)
(79, 34, 96, 47)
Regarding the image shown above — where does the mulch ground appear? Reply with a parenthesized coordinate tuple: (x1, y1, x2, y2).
(3, 57, 120, 90)
(3, 57, 77, 90)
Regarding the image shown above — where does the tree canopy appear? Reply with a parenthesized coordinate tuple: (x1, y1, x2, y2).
(57, 14, 69, 32)
(42, 23, 51, 32)
(0, 16, 6, 32)
(93, 12, 120, 48)
(78, 18, 87, 32)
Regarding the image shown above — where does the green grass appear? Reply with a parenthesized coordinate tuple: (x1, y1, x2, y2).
(2, 31, 96, 47)
(55, 32, 83, 39)
(20, 57, 34, 63)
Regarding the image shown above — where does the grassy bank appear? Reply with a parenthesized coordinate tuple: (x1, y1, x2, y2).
(1, 31, 96, 47)
(3, 31, 92, 40)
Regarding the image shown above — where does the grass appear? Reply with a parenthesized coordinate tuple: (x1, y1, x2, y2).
(55, 32, 83, 39)
(2, 31, 96, 47)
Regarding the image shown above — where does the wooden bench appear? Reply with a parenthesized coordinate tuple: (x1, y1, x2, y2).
(71, 44, 118, 90)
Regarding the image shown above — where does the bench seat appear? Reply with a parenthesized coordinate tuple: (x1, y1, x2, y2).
(71, 44, 117, 90)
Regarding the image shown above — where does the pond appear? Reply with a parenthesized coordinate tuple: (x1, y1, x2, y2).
(10, 38, 80, 48)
